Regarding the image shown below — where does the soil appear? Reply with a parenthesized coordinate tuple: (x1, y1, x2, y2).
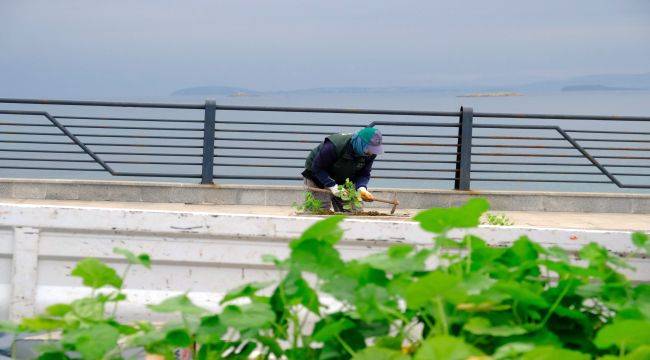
(296, 210, 394, 217)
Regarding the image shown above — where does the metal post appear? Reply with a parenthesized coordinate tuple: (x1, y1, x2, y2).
(201, 100, 216, 184)
(454, 106, 473, 190)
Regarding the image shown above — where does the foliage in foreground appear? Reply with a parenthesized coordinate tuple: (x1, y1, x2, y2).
(2, 199, 650, 359)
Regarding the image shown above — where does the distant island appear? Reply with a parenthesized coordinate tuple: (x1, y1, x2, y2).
(457, 92, 523, 98)
(561, 84, 642, 92)
(170, 72, 650, 97)
(172, 86, 261, 97)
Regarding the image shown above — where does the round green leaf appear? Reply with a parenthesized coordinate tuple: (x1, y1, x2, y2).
(148, 294, 207, 315)
(595, 320, 650, 351)
(521, 346, 589, 360)
(165, 328, 192, 347)
(353, 346, 410, 360)
(71, 258, 122, 289)
(414, 335, 483, 360)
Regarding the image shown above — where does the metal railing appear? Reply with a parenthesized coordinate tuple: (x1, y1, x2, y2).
(1, 97, 650, 191)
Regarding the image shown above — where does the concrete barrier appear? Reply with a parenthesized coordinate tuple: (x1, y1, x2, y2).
(0, 201, 648, 323)
(2, 178, 650, 213)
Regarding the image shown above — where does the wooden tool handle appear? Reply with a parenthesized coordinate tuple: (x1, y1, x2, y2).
(371, 197, 399, 205)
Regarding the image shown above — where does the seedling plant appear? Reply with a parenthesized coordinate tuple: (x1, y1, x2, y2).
(338, 178, 362, 212)
(484, 213, 514, 226)
(293, 192, 324, 214)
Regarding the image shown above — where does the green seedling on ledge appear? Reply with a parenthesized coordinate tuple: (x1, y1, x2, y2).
(293, 191, 324, 214)
(338, 178, 362, 212)
(484, 213, 514, 226)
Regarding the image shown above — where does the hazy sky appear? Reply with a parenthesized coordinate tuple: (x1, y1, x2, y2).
(1, 0, 649, 97)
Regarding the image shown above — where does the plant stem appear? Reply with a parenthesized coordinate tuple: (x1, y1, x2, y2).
(111, 263, 131, 317)
(620, 341, 626, 357)
(291, 309, 301, 349)
(335, 334, 356, 357)
(465, 235, 472, 274)
(539, 278, 572, 328)
(421, 311, 436, 336)
(435, 297, 449, 335)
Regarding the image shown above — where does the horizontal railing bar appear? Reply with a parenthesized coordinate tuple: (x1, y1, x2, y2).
(474, 112, 650, 121)
(3, 98, 648, 121)
(107, 160, 201, 165)
(473, 152, 650, 160)
(0, 122, 203, 131)
(96, 151, 202, 157)
(0, 157, 94, 163)
(0, 148, 85, 154)
(215, 120, 368, 127)
(0, 165, 104, 171)
(214, 128, 459, 139)
(111, 172, 202, 178)
(0, 157, 201, 165)
(564, 129, 650, 135)
(0, 148, 201, 157)
(472, 161, 650, 168)
(214, 137, 458, 147)
(214, 104, 459, 117)
(55, 116, 203, 123)
(0, 98, 204, 109)
(473, 144, 650, 151)
(85, 143, 203, 148)
(211, 162, 453, 172)
(0, 131, 203, 140)
(0, 140, 204, 149)
(0, 140, 72, 145)
(0, 131, 63, 136)
(372, 121, 459, 127)
(474, 135, 563, 141)
(472, 178, 612, 183)
(573, 138, 650, 143)
(0, 122, 52, 127)
(212, 174, 455, 181)
(213, 154, 458, 164)
(472, 169, 650, 176)
(214, 145, 458, 156)
(66, 125, 203, 131)
(74, 133, 203, 140)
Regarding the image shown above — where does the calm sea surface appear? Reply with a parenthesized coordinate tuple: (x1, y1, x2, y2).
(1, 91, 649, 193)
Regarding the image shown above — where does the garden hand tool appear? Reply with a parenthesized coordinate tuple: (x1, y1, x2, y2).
(367, 191, 400, 215)
(305, 187, 400, 214)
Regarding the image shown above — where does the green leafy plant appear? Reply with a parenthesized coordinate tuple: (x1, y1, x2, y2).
(3, 199, 650, 359)
(293, 191, 324, 214)
(483, 213, 514, 226)
(338, 178, 362, 212)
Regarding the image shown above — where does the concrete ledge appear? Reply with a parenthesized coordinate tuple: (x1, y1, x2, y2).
(2, 178, 650, 213)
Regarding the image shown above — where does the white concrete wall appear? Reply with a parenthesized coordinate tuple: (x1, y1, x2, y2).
(0, 202, 647, 322)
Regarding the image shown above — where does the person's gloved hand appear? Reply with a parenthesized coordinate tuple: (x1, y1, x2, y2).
(328, 185, 342, 197)
(358, 187, 374, 201)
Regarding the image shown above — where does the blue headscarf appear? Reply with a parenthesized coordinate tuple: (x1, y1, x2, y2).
(351, 133, 367, 156)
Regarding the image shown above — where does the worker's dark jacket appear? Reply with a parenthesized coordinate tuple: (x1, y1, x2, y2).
(302, 133, 375, 189)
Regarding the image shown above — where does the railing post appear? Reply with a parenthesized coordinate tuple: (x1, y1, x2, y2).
(454, 106, 473, 190)
(201, 100, 216, 184)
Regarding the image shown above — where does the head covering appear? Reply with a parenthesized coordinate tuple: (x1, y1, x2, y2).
(351, 127, 383, 156)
